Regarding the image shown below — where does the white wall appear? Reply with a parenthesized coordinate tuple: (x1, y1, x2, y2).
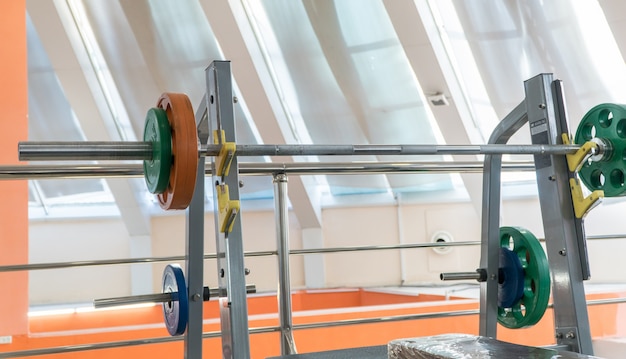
(29, 218, 132, 305)
(27, 197, 626, 305)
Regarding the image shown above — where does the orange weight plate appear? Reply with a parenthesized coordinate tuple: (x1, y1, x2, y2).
(156, 93, 198, 210)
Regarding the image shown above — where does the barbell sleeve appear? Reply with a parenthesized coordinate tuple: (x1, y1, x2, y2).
(93, 284, 256, 309)
(440, 271, 486, 282)
(19, 141, 583, 161)
(19, 142, 154, 161)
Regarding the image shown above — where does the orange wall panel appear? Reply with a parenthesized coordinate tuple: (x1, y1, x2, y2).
(1, 290, 624, 358)
(0, 0, 28, 336)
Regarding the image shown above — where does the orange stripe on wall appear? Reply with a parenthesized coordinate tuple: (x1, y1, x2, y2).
(1, 290, 625, 358)
(0, 0, 28, 336)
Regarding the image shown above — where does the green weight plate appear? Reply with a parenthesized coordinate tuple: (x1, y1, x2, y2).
(497, 226, 551, 329)
(143, 108, 172, 194)
(574, 103, 626, 197)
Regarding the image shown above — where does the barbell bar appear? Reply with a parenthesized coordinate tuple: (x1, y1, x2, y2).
(441, 226, 551, 329)
(93, 284, 257, 309)
(13, 141, 597, 213)
(94, 264, 256, 336)
(16, 93, 625, 210)
(18, 141, 583, 161)
(0, 161, 536, 180)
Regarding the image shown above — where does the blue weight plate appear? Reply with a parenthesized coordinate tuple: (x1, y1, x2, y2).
(162, 264, 188, 336)
(498, 247, 525, 308)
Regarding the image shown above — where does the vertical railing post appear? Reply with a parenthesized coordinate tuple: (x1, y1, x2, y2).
(273, 173, 297, 355)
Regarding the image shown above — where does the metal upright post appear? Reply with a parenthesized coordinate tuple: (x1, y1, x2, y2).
(273, 173, 297, 355)
(184, 96, 209, 358)
(524, 74, 593, 354)
(479, 101, 528, 338)
(207, 61, 252, 358)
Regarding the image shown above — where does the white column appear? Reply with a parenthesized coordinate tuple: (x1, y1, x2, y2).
(302, 227, 326, 289)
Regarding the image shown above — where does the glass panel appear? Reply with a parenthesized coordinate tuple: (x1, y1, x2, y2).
(435, 0, 626, 185)
(81, 0, 261, 146)
(27, 13, 113, 208)
(250, 0, 453, 196)
(445, 0, 626, 132)
(27, 15, 84, 142)
(82, 0, 270, 201)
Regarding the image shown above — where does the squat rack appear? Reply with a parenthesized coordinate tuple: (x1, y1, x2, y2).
(1, 61, 620, 357)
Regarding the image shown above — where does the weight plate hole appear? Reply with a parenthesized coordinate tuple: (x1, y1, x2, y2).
(598, 109, 613, 128)
(505, 236, 514, 250)
(590, 169, 605, 189)
(617, 119, 626, 138)
(610, 169, 625, 187)
(580, 123, 596, 140)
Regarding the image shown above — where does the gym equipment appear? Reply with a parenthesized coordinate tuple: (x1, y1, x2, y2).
(162, 264, 189, 336)
(17, 94, 622, 214)
(155, 93, 198, 210)
(440, 226, 551, 329)
(388, 334, 599, 359)
(575, 103, 626, 197)
(497, 227, 550, 329)
(6, 62, 612, 357)
(93, 264, 256, 336)
(143, 108, 172, 194)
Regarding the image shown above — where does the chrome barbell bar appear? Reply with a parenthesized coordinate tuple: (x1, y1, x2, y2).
(18, 141, 583, 161)
(0, 161, 536, 180)
(93, 284, 256, 309)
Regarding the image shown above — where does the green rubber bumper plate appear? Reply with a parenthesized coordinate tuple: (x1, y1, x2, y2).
(575, 103, 626, 197)
(143, 108, 172, 194)
(497, 226, 551, 329)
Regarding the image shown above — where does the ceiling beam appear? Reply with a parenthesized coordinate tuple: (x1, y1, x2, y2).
(200, 0, 322, 229)
(384, 0, 484, 214)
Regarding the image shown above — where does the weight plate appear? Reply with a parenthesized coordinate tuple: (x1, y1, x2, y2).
(162, 264, 188, 336)
(156, 93, 198, 210)
(497, 226, 551, 329)
(574, 103, 626, 196)
(143, 108, 172, 194)
(498, 247, 524, 308)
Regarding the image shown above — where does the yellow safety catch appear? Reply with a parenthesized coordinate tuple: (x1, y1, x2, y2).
(213, 130, 236, 177)
(562, 133, 597, 173)
(569, 177, 603, 219)
(217, 184, 240, 233)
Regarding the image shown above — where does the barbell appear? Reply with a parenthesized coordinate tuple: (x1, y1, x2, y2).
(93, 264, 256, 336)
(441, 226, 550, 329)
(18, 92, 626, 210)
